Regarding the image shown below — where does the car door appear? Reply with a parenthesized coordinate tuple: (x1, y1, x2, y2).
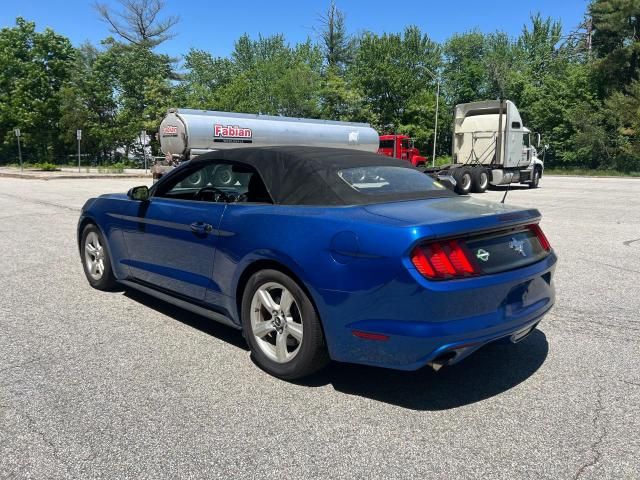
(120, 161, 231, 301)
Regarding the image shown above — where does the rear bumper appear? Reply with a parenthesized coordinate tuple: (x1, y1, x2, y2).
(359, 308, 548, 371)
(316, 252, 556, 371)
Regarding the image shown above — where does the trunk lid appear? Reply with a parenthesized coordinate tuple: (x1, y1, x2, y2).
(364, 196, 540, 237)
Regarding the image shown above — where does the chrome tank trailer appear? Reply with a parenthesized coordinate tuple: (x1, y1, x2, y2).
(159, 109, 380, 159)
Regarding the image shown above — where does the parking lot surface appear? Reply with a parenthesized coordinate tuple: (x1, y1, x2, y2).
(1, 175, 639, 479)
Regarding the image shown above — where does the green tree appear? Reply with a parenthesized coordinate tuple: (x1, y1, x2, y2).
(603, 79, 640, 170)
(443, 31, 487, 105)
(58, 43, 118, 161)
(518, 14, 563, 77)
(349, 26, 440, 145)
(86, 39, 174, 160)
(0, 18, 75, 163)
(174, 49, 236, 109)
(203, 34, 323, 117)
(319, 67, 373, 122)
(590, 0, 640, 93)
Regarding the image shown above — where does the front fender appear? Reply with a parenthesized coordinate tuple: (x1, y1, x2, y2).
(77, 212, 126, 280)
(532, 157, 544, 173)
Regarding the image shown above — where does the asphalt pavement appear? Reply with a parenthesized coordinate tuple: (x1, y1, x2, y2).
(0, 175, 639, 479)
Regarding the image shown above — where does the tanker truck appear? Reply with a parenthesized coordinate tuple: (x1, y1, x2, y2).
(424, 99, 544, 195)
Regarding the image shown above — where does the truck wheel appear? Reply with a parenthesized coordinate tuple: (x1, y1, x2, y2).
(529, 168, 540, 189)
(454, 168, 472, 195)
(471, 168, 489, 193)
(241, 269, 329, 380)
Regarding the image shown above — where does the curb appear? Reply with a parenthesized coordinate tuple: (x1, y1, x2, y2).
(0, 172, 152, 181)
(545, 174, 640, 179)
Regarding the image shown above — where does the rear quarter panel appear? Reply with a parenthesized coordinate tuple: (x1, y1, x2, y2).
(212, 203, 417, 323)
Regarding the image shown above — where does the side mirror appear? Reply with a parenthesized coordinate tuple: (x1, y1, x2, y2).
(536, 133, 541, 148)
(127, 185, 149, 201)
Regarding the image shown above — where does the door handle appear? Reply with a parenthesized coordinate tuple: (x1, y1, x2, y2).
(190, 222, 213, 235)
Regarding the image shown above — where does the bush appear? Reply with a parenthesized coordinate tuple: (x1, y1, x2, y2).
(111, 161, 126, 171)
(434, 155, 453, 166)
(97, 162, 125, 174)
(614, 154, 640, 173)
(33, 162, 59, 171)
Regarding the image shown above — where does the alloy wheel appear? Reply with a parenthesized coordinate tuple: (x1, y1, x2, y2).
(250, 282, 304, 363)
(84, 231, 105, 280)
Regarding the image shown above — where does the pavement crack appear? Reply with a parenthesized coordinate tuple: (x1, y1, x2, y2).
(0, 192, 80, 212)
(22, 410, 72, 476)
(577, 258, 640, 275)
(622, 237, 640, 246)
(573, 382, 607, 479)
(0, 211, 68, 221)
(621, 380, 640, 387)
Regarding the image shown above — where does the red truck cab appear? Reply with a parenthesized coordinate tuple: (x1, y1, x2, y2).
(378, 134, 427, 166)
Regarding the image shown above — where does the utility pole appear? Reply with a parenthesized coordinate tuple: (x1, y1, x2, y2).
(14, 129, 22, 172)
(77, 130, 82, 173)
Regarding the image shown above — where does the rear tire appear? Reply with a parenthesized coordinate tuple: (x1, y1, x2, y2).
(81, 223, 118, 291)
(241, 269, 329, 380)
(471, 168, 489, 193)
(454, 168, 472, 195)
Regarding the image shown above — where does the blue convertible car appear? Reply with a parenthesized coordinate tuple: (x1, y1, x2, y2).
(78, 147, 556, 379)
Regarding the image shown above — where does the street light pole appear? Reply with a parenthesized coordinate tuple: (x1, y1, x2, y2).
(424, 68, 441, 168)
(432, 79, 440, 167)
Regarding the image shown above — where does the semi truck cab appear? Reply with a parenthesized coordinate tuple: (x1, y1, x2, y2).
(426, 100, 544, 195)
(378, 134, 427, 166)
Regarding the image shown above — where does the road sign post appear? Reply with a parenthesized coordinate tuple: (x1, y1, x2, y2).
(14, 129, 22, 172)
(77, 130, 82, 173)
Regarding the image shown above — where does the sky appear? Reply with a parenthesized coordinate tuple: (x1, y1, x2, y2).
(1, 0, 589, 61)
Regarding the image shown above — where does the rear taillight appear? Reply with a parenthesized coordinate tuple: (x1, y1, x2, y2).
(529, 223, 551, 251)
(411, 239, 479, 279)
(411, 223, 551, 280)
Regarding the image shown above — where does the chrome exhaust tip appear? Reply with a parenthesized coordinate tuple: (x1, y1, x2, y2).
(428, 351, 457, 372)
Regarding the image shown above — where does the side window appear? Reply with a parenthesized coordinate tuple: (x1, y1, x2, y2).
(523, 133, 530, 148)
(154, 161, 273, 204)
(154, 162, 214, 200)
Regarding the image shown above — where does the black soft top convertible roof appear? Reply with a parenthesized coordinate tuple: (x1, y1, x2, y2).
(184, 146, 453, 206)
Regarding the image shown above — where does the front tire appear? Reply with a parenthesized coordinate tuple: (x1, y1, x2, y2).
(529, 167, 541, 189)
(81, 223, 118, 291)
(241, 269, 329, 380)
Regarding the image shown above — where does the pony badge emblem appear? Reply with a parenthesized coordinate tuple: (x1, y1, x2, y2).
(509, 238, 527, 257)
